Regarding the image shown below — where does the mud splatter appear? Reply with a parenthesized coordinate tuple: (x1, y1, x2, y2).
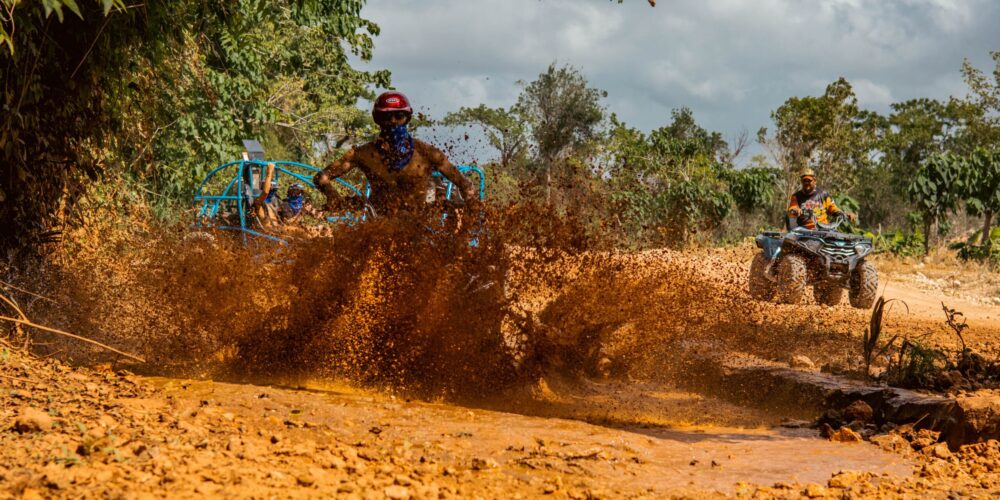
(17, 203, 1000, 406)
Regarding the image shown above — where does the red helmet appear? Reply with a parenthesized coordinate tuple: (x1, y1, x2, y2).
(372, 91, 413, 123)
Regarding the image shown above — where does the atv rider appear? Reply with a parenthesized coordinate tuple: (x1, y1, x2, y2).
(786, 168, 852, 230)
(313, 91, 480, 220)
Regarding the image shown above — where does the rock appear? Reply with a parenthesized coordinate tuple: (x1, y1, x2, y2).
(938, 370, 965, 389)
(905, 428, 940, 450)
(828, 471, 860, 489)
(20, 488, 44, 500)
(296, 471, 315, 487)
(97, 414, 117, 430)
(194, 482, 221, 495)
(924, 442, 952, 459)
(804, 483, 828, 498)
(326, 454, 347, 470)
(384, 485, 410, 499)
(870, 433, 909, 453)
(918, 461, 952, 479)
(790, 355, 817, 370)
(471, 457, 499, 470)
(818, 423, 835, 439)
(829, 427, 862, 443)
(41, 464, 71, 490)
(779, 419, 812, 429)
(843, 400, 874, 424)
(820, 362, 848, 375)
(14, 408, 53, 433)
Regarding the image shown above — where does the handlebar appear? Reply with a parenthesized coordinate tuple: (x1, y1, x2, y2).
(798, 208, 846, 232)
(815, 213, 845, 231)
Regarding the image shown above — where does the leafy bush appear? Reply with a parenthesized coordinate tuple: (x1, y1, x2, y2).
(950, 227, 1000, 264)
(886, 340, 945, 389)
(873, 229, 926, 257)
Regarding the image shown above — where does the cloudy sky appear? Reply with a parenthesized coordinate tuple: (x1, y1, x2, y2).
(356, 0, 999, 163)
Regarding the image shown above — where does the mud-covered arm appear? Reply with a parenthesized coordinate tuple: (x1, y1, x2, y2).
(786, 193, 801, 230)
(253, 163, 275, 209)
(429, 146, 480, 209)
(313, 149, 357, 210)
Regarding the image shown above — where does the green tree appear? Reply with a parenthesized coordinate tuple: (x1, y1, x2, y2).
(514, 63, 606, 202)
(760, 78, 882, 195)
(908, 155, 965, 254)
(720, 163, 779, 213)
(603, 111, 768, 247)
(962, 148, 1000, 245)
(442, 105, 528, 169)
(0, 0, 388, 251)
(960, 52, 1000, 148)
(881, 99, 964, 180)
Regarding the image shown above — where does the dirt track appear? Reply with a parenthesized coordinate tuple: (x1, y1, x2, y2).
(6, 240, 1000, 497)
(0, 349, 916, 498)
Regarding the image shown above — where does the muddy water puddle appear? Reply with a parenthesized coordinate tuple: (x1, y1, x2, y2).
(146, 376, 913, 495)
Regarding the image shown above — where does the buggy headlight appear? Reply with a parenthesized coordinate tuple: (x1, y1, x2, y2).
(854, 244, 870, 254)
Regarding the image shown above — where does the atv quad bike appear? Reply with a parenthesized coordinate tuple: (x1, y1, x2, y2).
(749, 210, 877, 309)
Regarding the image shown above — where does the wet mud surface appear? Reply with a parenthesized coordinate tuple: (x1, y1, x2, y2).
(0, 345, 912, 498)
(7, 217, 1000, 496)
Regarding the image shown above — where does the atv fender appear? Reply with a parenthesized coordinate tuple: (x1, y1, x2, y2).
(755, 232, 783, 260)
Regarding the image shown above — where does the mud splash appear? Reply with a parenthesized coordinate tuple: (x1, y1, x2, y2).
(19, 206, 599, 399)
(15, 205, 937, 405)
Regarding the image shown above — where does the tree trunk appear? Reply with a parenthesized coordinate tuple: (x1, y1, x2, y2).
(923, 217, 932, 256)
(545, 161, 552, 204)
(981, 210, 994, 246)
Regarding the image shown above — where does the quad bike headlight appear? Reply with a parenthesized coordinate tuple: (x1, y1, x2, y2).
(854, 244, 870, 255)
(802, 240, 822, 251)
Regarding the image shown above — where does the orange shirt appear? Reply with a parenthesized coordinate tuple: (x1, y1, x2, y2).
(788, 189, 841, 229)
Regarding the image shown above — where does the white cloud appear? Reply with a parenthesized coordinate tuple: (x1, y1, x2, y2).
(357, 0, 1000, 163)
(852, 79, 894, 108)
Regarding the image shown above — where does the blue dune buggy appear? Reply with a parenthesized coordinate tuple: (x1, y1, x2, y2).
(190, 141, 486, 246)
(749, 210, 878, 309)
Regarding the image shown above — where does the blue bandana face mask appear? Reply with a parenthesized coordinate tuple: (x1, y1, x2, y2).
(379, 124, 414, 171)
(287, 194, 304, 215)
(265, 189, 279, 205)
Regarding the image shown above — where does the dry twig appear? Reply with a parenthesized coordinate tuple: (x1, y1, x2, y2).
(0, 279, 55, 303)
(0, 315, 145, 363)
(942, 302, 969, 352)
(0, 373, 33, 384)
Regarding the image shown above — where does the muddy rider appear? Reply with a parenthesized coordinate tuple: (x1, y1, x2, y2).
(251, 162, 281, 227)
(278, 183, 321, 224)
(313, 92, 481, 219)
(786, 168, 852, 230)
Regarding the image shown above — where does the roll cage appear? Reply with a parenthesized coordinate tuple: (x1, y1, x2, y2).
(192, 159, 486, 246)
